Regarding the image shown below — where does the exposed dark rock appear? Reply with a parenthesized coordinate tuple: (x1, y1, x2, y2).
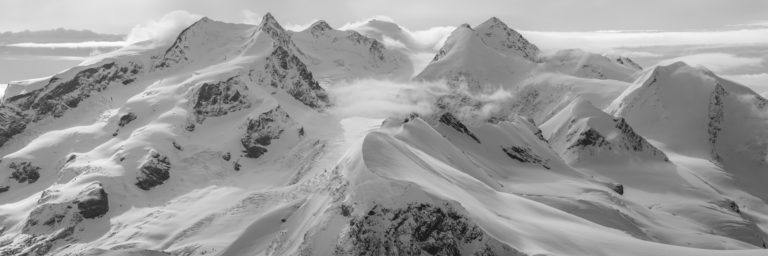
(439, 112, 481, 143)
(192, 76, 252, 123)
(118, 112, 137, 127)
(172, 141, 183, 151)
(611, 183, 624, 195)
(222, 152, 231, 161)
(0, 106, 27, 148)
(240, 106, 293, 158)
(233, 160, 241, 171)
(502, 146, 549, 169)
(337, 203, 525, 256)
(5, 61, 142, 120)
(0, 185, 9, 193)
(252, 46, 329, 108)
(75, 183, 109, 219)
(708, 83, 728, 161)
(567, 128, 608, 150)
(9, 161, 41, 184)
(135, 150, 171, 190)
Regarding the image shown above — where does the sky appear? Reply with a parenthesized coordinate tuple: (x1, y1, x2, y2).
(1, 0, 767, 32)
(0, 0, 767, 93)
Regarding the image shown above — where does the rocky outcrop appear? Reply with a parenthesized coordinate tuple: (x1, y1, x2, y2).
(707, 83, 728, 161)
(240, 106, 294, 158)
(439, 112, 481, 143)
(502, 146, 550, 169)
(7, 182, 109, 255)
(0, 106, 27, 147)
(5, 61, 142, 120)
(336, 203, 526, 256)
(75, 183, 109, 219)
(118, 112, 137, 127)
(192, 76, 251, 123)
(251, 46, 329, 108)
(135, 150, 171, 190)
(9, 161, 41, 184)
(544, 99, 669, 163)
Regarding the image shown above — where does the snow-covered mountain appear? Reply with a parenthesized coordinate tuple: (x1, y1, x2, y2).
(291, 20, 413, 83)
(1, 14, 767, 256)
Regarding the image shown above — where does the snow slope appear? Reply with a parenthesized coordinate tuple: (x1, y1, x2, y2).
(0, 14, 767, 256)
(291, 20, 413, 83)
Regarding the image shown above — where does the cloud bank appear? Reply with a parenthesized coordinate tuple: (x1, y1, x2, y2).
(125, 10, 202, 45)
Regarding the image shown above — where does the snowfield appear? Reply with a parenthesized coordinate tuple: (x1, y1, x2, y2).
(0, 13, 767, 256)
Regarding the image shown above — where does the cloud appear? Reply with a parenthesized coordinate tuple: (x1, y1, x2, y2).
(408, 26, 454, 51)
(721, 73, 768, 94)
(241, 9, 261, 25)
(340, 16, 454, 53)
(125, 10, 202, 46)
(327, 78, 516, 121)
(7, 41, 127, 48)
(283, 20, 319, 32)
(659, 53, 764, 73)
(521, 28, 768, 51)
(327, 79, 438, 118)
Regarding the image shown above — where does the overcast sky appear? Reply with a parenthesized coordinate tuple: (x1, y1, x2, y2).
(1, 0, 767, 33)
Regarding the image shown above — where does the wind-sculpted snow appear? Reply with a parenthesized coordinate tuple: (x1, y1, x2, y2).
(542, 99, 669, 163)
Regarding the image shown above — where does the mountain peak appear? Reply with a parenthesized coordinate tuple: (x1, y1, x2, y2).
(479, 17, 505, 28)
(310, 20, 333, 31)
(458, 23, 473, 30)
(260, 12, 284, 32)
(474, 17, 540, 62)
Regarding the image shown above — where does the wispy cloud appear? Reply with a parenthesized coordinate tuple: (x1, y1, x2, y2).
(722, 73, 768, 94)
(521, 28, 768, 51)
(659, 53, 764, 73)
(7, 41, 126, 48)
(125, 10, 202, 45)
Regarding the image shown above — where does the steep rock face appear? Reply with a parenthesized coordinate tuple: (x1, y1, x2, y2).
(438, 112, 481, 143)
(542, 99, 668, 163)
(250, 46, 329, 108)
(336, 203, 526, 256)
(240, 106, 296, 158)
(0, 106, 27, 147)
(191, 76, 252, 124)
(75, 183, 109, 219)
(4, 61, 142, 120)
(6, 182, 109, 255)
(502, 145, 550, 169)
(135, 150, 171, 190)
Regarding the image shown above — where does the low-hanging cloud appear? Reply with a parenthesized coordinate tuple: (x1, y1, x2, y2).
(7, 41, 127, 48)
(327, 78, 516, 122)
(125, 10, 202, 46)
(659, 53, 764, 73)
